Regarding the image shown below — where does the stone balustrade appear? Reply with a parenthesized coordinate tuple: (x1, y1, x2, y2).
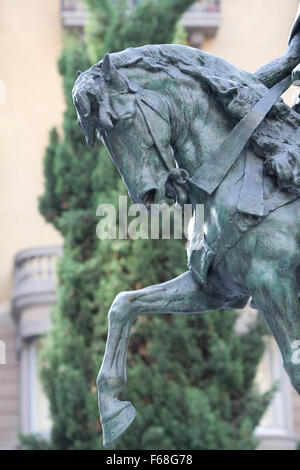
(12, 246, 63, 318)
(61, 0, 222, 46)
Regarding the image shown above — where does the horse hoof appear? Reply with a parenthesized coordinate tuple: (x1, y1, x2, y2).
(101, 401, 136, 448)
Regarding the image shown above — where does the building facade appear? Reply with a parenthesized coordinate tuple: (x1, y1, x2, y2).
(0, 0, 300, 450)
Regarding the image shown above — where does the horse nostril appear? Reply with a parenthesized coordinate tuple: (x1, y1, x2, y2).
(141, 188, 156, 205)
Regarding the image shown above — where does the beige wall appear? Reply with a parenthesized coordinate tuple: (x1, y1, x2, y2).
(0, 0, 63, 303)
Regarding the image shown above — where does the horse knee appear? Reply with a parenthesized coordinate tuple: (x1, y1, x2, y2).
(109, 291, 134, 324)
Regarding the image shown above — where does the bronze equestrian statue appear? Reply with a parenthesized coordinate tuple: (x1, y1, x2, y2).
(73, 8, 300, 448)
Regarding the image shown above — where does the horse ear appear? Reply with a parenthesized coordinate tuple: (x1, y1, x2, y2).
(102, 53, 124, 88)
(102, 53, 112, 81)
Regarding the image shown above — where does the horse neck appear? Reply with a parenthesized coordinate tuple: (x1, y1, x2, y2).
(128, 67, 234, 179)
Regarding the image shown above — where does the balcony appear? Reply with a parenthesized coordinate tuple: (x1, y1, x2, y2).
(182, 1, 221, 47)
(61, 0, 88, 28)
(61, 0, 221, 46)
(12, 246, 63, 318)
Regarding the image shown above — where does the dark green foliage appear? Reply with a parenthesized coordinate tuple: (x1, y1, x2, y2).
(22, 0, 271, 450)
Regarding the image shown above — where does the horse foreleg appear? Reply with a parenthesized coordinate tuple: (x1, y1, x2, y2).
(97, 270, 239, 448)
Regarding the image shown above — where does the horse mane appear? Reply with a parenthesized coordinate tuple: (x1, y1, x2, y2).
(99, 44, 300, 163)
(102, 44, 265, 119)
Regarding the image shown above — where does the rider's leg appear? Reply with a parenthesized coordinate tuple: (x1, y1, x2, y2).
(97, 270, 246, 447)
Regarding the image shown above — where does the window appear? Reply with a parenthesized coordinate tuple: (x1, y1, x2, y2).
(256, 337, 287, 430)
(255, 336, 295, 447)
(22, 337, 51, 436)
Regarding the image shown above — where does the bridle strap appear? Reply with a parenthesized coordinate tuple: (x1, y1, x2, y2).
(115, 68, 174, 172)
(136, 96, 189, 204)
(136, 97, 175, 173)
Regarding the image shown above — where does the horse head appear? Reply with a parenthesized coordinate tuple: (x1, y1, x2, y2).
(73, 53, 188, 207)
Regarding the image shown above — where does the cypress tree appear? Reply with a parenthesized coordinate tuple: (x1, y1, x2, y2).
(21, 1, 272, 450)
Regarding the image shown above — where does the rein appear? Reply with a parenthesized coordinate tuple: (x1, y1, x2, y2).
(136, 97, 173, 173)
(135, 95, 190, 204)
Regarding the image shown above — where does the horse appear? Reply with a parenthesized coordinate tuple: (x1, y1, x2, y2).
(72, 43, 300, 448)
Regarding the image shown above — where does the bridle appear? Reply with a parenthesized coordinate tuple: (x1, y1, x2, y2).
(136, 95, 191, 204)
(117, 68, 188, 185)
(98, 70, 293, 214)
(129, 75, 293, 215)
(105, 67, 190, 203)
